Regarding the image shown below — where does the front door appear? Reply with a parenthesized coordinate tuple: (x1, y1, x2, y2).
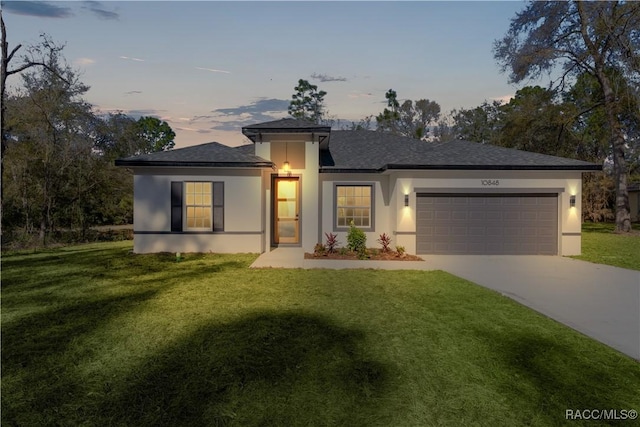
(274, 177, 299, 244)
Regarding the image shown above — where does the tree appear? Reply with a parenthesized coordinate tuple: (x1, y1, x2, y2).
(288, 79, 327, 124)
(134, 116, 175, 153)
(494, 0, 640, 232)
(496, 86, 580, 157)
(447, 100, 504, 144)
(94, 114, 175, 161)
(3, 48, 95, 242)
(344, 115, 374, 131)
(376, 89, 401, 133)
(93, 112, 140, 161)
(376, 89, 441, 140)
(1, 11, 70, 228)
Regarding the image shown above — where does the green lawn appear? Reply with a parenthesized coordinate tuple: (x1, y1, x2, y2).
(2, 242, 639, 426)
(571, 222, 640, 271)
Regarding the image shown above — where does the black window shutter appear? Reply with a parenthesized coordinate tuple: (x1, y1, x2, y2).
(171, 182, 183, 232)
(213, 182, 224, 231)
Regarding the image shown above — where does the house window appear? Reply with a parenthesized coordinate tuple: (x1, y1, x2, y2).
(186, 182, 212, 230)
(335, 184, 373, 230)
(171, 181, 224, 232)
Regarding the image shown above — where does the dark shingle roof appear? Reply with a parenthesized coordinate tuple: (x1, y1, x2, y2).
(116, 129, 601, 171)
(320, 130, 601, 171)
(114, 141, 272, 168)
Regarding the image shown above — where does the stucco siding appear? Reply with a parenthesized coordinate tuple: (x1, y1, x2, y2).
(318, 170, 583, 256)
(319, 174, 392, 250)
(133, 233, 262, 254)
(132, 167, 263, 253)
(389, 170, 584, 256)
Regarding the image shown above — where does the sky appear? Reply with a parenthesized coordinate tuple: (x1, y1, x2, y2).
(2, 1, 529, 148)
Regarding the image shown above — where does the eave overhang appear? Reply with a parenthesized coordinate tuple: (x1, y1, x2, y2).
(114, 160, 275, 168)
(319, 163, 603, 173)
(242, 127, 331, 143)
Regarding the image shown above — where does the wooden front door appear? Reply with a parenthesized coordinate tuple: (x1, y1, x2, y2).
(274, 177, 299, 244)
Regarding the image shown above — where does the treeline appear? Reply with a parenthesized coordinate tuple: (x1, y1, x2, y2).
(1, 34, 174, 248)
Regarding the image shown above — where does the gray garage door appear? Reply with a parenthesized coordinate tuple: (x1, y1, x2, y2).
(416, 193, 558, 255)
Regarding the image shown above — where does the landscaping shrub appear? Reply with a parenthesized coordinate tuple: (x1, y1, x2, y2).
(347, 221, 366, 252)
(314, 243, 326, 255)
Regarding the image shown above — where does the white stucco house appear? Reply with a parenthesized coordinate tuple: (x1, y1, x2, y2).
(115, 118, 601, 256)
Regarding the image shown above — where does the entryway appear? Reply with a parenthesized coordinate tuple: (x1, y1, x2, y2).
(273, 177, 300, 245)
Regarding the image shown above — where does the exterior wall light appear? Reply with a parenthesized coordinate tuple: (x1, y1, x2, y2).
(570, 195, 576, 208)
(404, 194, 409, 207)
(283, 142, 291, 176)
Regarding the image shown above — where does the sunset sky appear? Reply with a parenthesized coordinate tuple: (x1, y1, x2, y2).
(3, 1, 531, 148)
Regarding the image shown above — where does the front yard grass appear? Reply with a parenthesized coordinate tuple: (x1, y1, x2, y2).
(2, 241, 639, 426)
(571, 222, 640, 271)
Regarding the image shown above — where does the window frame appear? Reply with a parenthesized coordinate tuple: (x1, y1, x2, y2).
(333, 183, 375, 232)
(171, 181, 224, 233)
(184, 181, 214, 231)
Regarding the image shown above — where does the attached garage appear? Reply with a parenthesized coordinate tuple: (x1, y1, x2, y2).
(416, 192, 558, 255)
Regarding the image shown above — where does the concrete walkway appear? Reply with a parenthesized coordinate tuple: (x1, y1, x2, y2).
(251, 249, 640, 360)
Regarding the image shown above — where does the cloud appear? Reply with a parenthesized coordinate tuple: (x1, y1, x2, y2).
(311, 72, 347, 83)
(122, 109, 166, 119)
(124, 90, 142, 96)
(81, 1, 118, 20)
(74, 57, 96, 66)
(119, 56, 145, 62)
(190, 115, 216, 123)
(2, 1, 73, 18)
(195, 67, 231, 74)
(198, 98, 290, 131)
(174, 127, 212, 134)
(208, 119, 265, 132)
(348, 92, 373, 99)
(212, 98, 289, 116)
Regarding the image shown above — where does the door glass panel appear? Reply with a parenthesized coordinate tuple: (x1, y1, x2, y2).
(278, 222, 295, 238)
(277, 180, 297, 199)
(278, 201, 296, 218)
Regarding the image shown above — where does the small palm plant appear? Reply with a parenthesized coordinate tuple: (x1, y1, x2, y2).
(324, 232, 339, 253)
(377, 233, 392, 252)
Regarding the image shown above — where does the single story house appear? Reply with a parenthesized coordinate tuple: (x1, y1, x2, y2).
(116, 118, 601, 256)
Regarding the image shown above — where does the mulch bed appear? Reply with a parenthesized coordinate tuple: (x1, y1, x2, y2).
(304, 249, 423, 261)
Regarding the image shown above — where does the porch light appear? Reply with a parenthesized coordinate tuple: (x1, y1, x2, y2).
(404, 194, 409, 207)
(570, 195, 576, 208)
(283, 142, 291, 176)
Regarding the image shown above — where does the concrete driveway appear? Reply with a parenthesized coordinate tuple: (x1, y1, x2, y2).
(426, 255, 640, 361)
